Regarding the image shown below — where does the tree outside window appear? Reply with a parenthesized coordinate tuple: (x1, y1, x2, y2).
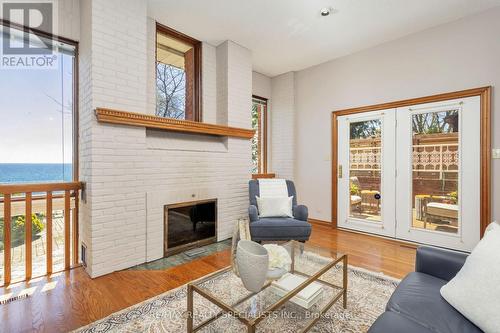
(156, 24, 201, 121)
(252, 97, 268, 174)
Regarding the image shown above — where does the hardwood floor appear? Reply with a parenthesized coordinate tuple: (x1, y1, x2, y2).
(0, 224, 416, 333)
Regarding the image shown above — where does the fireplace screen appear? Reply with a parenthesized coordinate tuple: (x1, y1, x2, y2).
(164, 199, 217, 256)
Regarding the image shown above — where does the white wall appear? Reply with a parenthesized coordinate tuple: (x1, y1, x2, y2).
(271, 72, 296, 180)
(294, 8, 499, 222)
(57, 0, 80, 41)
(252, 71, 271, 99)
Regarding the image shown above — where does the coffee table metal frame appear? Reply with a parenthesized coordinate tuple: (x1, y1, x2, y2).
(186, 241, 348, 333)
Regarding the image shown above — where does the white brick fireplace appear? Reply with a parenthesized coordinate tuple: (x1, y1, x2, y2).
(79, 0, 252, 277)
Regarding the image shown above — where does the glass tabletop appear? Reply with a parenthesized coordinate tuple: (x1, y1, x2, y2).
(189, 241, 346, 332)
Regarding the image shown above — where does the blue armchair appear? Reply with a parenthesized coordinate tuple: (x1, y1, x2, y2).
(248, 180, 311, 242)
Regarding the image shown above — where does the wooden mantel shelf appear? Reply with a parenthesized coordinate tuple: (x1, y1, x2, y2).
(95, 108, 256, 139)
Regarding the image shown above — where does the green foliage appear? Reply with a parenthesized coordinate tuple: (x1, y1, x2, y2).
(350, 119, 382, 139)
(0, 214, 45, 246)
(448, 191, 458, 204)
(350, 183, 360, 196)
(14, 214, 44, 241)
(251, 101, 263, 174)
(412, 110, 458, 134)
(0, 241, 3, 251)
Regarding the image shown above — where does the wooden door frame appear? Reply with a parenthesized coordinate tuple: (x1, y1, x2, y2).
(331, 86, 492, 237)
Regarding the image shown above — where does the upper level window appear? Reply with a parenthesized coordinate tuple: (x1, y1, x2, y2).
(251, 96, 268, 174)
(156, 23, 201, 121)
(0, 22, 77, 184)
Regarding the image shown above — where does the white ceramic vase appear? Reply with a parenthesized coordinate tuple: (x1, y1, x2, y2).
(236, 240, 269, 292)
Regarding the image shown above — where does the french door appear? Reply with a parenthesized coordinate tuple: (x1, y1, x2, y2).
(337, 109, 396, 237)
(337, 96, 481, 251)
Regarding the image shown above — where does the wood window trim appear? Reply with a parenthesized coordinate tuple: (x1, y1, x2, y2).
(252, 95, 268, 174)
(0, 19, 80, 182)
(156, 22, 202, 122)
(331, 86, 492, 237)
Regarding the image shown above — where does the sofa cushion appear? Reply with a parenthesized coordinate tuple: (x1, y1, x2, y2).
(368, 311, 432, 333)
(250, 218, 311, 240)
(440, 222, 500, 333)
(386, 272, 482, 333)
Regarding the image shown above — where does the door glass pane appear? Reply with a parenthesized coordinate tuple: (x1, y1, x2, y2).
(412, 110, 459, 234)
(349, 119, 382, 222)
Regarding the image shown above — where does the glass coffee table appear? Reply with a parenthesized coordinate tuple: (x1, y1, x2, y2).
(187, 241, 347, 332)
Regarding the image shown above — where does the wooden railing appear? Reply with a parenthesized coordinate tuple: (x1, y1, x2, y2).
(0, 181, 83, 285)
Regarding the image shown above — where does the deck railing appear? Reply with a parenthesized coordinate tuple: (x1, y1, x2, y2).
(0, 181, 83, 285)
(349, 144, 459, 174)
(413, 143, 459, 172)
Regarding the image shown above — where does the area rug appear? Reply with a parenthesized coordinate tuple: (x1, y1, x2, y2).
(74, 256, 399, 333)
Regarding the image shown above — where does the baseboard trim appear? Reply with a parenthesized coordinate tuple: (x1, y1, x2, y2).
(337, 227, 418, 249)
(308, 218, 332, 226)
(308, 218, 419, 249)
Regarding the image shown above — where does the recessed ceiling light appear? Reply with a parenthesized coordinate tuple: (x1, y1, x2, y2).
(320, 7, 331, 16)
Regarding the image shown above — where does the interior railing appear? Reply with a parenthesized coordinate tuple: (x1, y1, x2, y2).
(0, 181, 83, 286)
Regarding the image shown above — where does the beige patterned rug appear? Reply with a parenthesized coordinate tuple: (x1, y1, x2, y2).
(74, 261, 399, 333)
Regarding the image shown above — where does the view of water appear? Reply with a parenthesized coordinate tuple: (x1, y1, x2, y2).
(0, 163, 72, 184)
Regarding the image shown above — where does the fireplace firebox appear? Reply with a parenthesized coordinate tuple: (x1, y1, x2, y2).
(164, 199, 217, 256)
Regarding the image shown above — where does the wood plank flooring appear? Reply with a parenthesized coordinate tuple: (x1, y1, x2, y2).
(0, 224, 416, 333)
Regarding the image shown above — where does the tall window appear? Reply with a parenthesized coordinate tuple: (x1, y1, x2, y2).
(0, 22, 78, 282)
(251, 96, 268, 174)
(0, 23, 77, 184)
(156, 24, 201, 121)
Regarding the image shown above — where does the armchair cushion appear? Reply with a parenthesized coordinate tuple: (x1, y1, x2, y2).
(256, 196, 293, 218)
(250, 217, 311, 241)
(293, 205, 308, 221)
(249, 180, 298, 207)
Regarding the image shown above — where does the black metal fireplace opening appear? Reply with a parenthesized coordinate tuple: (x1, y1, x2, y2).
(164, 199, 217, 257)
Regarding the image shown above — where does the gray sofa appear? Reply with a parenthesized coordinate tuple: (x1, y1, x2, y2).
(369, 246, 482, 333)
(248, 180, 311, 242)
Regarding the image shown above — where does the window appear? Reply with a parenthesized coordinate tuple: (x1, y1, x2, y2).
(251, 96, 268, 174)
(0, 23, 77, 184)
(156, 23, 201, 121)
(0, 21, 78, 282)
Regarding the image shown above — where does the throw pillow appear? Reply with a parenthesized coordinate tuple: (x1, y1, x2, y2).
(440, 221, 500, 333)
(256, 196, 293, 218)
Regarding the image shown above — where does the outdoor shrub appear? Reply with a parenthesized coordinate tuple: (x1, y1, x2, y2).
(350, 183, 360, 196)
(12, 214, 45, 243)
(448, 191, 458, 204)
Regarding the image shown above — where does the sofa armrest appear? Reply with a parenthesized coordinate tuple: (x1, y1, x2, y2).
(248, 205, 259, 222)
(415, 246, 468, 281)
(293, 205, 308, 221)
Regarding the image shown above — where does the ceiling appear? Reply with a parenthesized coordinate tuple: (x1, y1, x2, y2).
(148, 0, 500, 77)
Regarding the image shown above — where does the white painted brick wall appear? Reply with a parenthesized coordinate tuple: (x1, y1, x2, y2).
(202, 42, 217, 124)
(252, 71, 271, 99)
(227, 41, 252, 129)
(216, 42, 229, 125)
(271, 72, 295, 180)
(79, 0, 253, 277)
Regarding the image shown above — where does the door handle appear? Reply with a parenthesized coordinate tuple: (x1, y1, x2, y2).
(338, 165, 343, 178)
